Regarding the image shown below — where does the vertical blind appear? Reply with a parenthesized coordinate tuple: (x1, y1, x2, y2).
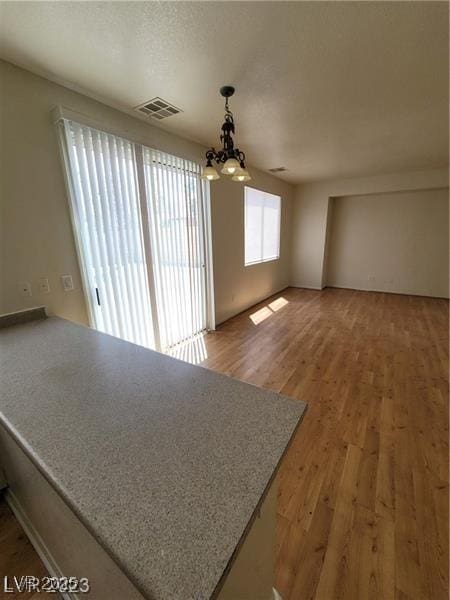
(62, 121, 154, 348)
(60, 119, 210, 353)
(244, 186, 281, 266)
(143, 148, 207, 351)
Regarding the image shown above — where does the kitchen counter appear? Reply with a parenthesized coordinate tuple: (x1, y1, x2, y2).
(0, 315, 306, 599)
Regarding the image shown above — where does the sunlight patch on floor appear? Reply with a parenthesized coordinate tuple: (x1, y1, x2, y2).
(168, 333, 208, 365)
(249, 306, 273, 325)
(268, 297, 289, 312)
(249, 297, 289, 325)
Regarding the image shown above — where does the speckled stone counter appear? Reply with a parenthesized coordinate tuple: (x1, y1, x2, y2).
(0, 317, 306, 600)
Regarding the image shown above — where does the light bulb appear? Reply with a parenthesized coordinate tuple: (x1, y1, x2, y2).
(232, 168, 251, 182)
(201, 166, 220, 181)
(221, 158, 241, 175)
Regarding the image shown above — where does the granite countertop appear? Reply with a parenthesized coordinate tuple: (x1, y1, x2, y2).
(0, 316, 306, 600)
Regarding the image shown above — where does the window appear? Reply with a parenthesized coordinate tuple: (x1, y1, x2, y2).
(244, 186, 281, 266)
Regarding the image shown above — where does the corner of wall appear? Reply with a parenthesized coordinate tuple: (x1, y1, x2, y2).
(288, 183, 330, 289)
(289, 167, 449, 297)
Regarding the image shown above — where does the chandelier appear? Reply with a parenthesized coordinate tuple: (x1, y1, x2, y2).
(201, 86, 251, 183)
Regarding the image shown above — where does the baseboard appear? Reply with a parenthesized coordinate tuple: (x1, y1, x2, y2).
(324, 285, 449, 300)
(289, 285, 324, 291)
(5, 490, 76, 600)
(216, 285, 290, 326)
(288, 284, 449, 300)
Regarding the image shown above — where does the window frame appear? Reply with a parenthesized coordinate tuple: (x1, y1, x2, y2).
(244, 185, 281, 267)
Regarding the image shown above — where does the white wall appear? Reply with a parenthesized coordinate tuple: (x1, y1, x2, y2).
(0, 60, 293, 326)
(326, 189, 448, 298)
(290, 168, 449, 293)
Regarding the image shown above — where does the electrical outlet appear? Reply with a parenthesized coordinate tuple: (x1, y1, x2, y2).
(38, 278, 50, 294)
(60, 274, 74, 292)
(18, 281, 32, 297)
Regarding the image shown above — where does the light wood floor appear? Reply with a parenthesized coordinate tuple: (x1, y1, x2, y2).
(0, 499, 47, 599)
(1, 288, 448, 599)
(201, 287, 449, 600)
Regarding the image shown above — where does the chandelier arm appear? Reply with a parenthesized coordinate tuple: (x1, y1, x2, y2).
(237, 150, 246, 165)
(217, 150, 227, 163)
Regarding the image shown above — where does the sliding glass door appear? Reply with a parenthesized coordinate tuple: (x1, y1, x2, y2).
(59, 119, 211, 353)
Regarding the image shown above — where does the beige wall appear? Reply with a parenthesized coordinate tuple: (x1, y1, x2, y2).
(212, 176, 292, 324)
(290, 168, 449, 291)
(0, 60, 293, 326)
(3, 58, 445, 324)
(325, 189, 449, 298)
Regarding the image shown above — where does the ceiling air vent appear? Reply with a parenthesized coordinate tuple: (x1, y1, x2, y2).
(268, 167, 287, 173)
(135, 97, 182, 120)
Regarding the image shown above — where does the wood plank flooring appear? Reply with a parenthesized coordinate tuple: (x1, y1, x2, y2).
(200, 287, 449, 600)
(0, 287, 448, 599)
(0, 500, 47, 599)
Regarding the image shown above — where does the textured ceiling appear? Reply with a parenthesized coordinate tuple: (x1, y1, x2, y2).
(0, 1, 448, 183)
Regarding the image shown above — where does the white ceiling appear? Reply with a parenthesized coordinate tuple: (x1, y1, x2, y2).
(0, 1, 448, 183)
